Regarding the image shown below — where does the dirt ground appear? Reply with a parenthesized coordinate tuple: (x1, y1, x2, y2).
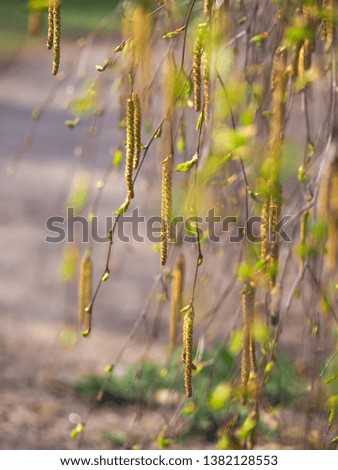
(0, 39, 334, 450)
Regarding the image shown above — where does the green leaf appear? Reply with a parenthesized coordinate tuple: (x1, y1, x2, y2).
(67, 173, 91, 213)
(157, 435, 172, 449)
(70, 423, 85, 439)
(59, 245, 79, 282)
(113, 197, 130, 215)
(113, 148, 123, 168)
(101, 270, 110, 282)
(325, 374, 338, 385)
(180, 304, 192, 313)
(265, 360, 275, 373)
(238, 413, 257, 440)
(163, 27, 184, 39)
(228, 329, 243, 355)
(237, 262, 252, 281)
(28, 0, 49, 11)
(104, 363, 114, 373)
(209, 382, 232, 410)
(65, 118, 81, 129)
(176, 154, 198, 172)
(250, 32, 268, 47)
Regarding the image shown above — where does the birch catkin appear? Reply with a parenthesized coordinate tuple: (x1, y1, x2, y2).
(47, 0, 54, 50)
(132, 92, 141, 170)
(318, 154, 338, 272)
(241, 283, 255, 399)
(192, 25, 205, 112)
(202, 50, 210, 125)
(182, 306, 195, 398)
(52, 1, 61, 76)
(79, 251, 92, 327)
(262, 47, 288, 280)
(160, 153, 173, 266)
(170, 255, 185, 349)
(204, 0, 213, 18)
(125, 96, 135, 199)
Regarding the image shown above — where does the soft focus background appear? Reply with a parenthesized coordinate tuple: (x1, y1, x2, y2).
(0, 0, 337, 450)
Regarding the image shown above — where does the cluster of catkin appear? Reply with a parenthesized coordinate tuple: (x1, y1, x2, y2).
(47, 0, 62, 76)
(79, 251, 93, 337)
(125, 92, 142, 201)
(290, 6, 317, 87)
(261, 48, 289, 293)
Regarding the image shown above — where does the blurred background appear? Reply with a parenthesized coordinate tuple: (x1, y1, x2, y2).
(0, 0, 337, 450)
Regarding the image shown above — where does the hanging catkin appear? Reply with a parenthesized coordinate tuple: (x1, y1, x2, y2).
(241, 282, 255, 402)
(269, 193, 282, 289)
(125, 96, 135, 199)
(132, 92, 141, 170)
(318, 154, 338, 272)
(202, 50, 210, 125)
(52, 1, 61, 76)
(262, 47, 288, 282)
(204, 0, 213, 18)
(192, 25, 205, 112)
(298, 39, 312, 88)
(170, 255, 185, 349)
(160, 153, 173, 266)
(47, 0, 54, 50)
(79, 251, 92, 326)
(181, 306, 195, 398)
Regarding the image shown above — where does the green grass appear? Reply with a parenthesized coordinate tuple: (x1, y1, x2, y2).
(71, 345, 307, 444)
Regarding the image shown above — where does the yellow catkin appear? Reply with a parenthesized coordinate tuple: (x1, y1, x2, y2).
(204, 0, 213, 18)
(269, 195, 281, 289)
(47, 0, 54, 49)
(319, 155, 338, 272)
(132, 92, 141, 170)
(192, 25, 205, 112)
(298, 39, 312, 86)
(52, 1, 61, 76)
(327, 160, 338, 271)
(170, 255, 185, 349)
(125, 96, 135, 199)
(202, 50, 210, 126)
(263, 47, 288, 286)
(182, 307, 195, 398)
(160, 153, 173, 266)
(79, 251, 92, 326)
(241, 283, 255, 402)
